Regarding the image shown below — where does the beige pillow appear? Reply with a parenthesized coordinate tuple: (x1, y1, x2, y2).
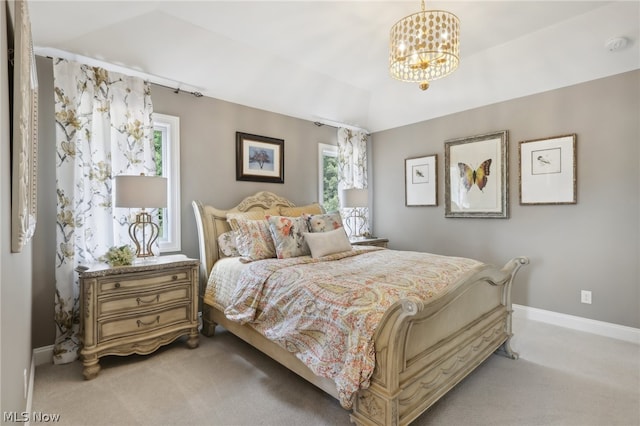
(303, 228, 352, 258)
(227, 208, 280, 231)
(279, 203, 323, 217)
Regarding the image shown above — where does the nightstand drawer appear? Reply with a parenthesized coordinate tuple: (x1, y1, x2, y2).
(99, 268, 192, 294)
(98, 284, 191, 317)
(99, 304, 190, 341)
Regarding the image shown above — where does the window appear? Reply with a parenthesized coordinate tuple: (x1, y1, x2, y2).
(318, 143, 339, 212)
(153, 113, 181, 252)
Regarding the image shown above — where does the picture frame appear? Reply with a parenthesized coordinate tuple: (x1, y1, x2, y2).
(405, 154, 437, 206)
(519, 134, 577, 205)
(11, 0, 39, 252)
(236, 132, 284, 183)
(444, 130, 508, 218)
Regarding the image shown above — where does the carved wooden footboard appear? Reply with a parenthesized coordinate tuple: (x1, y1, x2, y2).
(192, 193, 528, 426)
(351, 257, 528, 426)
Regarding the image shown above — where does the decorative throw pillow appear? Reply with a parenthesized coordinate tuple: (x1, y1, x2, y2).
(218, 231, 240, 257)
(267, 216, 311, 259)
(234, 220, 276, 261)
(304, 228, 352, 258)
(279, 203, 323, 217)
(306, 212, 344, 233)
(227, 209, 280, 232)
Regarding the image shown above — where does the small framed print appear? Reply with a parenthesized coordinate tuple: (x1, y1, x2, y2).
(444, 130, 508, 218)
(519, 134, 577, 205)
(405, 155, 437, 206)
(236, 132, 284, 183)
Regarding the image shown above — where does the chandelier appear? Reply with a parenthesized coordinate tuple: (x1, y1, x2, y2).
(389, 0, 460, 91)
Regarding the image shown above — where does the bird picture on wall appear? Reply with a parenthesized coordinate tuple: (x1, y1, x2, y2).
(458, 159, 492, 192)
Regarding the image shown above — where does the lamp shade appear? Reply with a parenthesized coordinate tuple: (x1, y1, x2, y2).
(341, 188, 368, 208)
(115, 175, 167, 208)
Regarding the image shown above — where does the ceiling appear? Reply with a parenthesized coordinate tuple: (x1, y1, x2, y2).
(29, 1, 640, 133)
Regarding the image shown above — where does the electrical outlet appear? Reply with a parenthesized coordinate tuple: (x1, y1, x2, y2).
(581, 290, 592, 304)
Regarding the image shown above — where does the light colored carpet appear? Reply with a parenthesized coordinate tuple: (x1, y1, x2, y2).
(32, 317, 640, 426)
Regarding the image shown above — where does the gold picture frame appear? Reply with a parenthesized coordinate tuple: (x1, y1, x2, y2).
(444, 130, 508, 218)
(11, 0, 39, 252)
(405, 154, 437, 206)
(519, 134, 577, 205)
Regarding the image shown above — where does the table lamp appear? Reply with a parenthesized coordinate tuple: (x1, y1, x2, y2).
(341, 188, 369, 238)
(115, 174, 167, 258)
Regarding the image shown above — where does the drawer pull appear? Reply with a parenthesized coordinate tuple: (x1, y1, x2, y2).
(172, 275, 178, 281)
(136, 295, 160, 305)
(114, 282, 121, 289)
(137, 316, 160, 328)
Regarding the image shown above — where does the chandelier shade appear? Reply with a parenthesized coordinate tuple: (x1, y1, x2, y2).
(389, 1, 460, 90)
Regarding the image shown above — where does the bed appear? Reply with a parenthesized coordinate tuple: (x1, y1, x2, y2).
(192, 191, 528, 426)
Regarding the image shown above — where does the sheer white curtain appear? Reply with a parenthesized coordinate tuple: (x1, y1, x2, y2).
(337, 127, 369, 237)
(53, 59, 156, 364)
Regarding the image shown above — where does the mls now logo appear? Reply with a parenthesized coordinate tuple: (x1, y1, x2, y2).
(3, 412, 61, 423)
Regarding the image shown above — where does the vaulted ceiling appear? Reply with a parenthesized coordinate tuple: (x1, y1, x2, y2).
(30, 1, 640, 132)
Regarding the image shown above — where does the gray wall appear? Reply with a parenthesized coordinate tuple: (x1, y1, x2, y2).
(31, 57, 338, 347)
(31, 60, 640, 349)
(371, 70, 640, 328)
(1, 0, 34, 414)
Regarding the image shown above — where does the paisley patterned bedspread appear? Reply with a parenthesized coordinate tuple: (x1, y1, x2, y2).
(223, 247, 483, 408)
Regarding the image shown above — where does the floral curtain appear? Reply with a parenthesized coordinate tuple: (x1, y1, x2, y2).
(53, 59, 155, 364)
(337, 127, 369, 237)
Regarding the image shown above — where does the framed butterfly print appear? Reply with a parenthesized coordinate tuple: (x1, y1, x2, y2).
(444, 130, 508, 218)
(405, 154, 437, 206)
(519, 134, 576, 205)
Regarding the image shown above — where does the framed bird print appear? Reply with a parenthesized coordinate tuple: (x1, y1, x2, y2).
(405, 154, 437, 206)
(519, 134, 576, 205)
(444, 130, 508, 218)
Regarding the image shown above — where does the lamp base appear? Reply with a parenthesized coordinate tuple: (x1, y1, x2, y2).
(345, 208, 368, 239)
(128, 210, 160, 258)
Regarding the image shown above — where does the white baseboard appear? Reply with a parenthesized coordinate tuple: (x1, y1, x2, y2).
(30, 308, 639, 372)
(26, 353, 35, 426)
(513, 304, 640, 344)
(33, 344, 54, 366)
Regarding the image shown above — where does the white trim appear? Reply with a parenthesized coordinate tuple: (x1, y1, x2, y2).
(26, 354, 35, 426)
(513, 304, 640, 344)
(318, 143, 337, 206)
(154, 113, 181, 253)
(33, 344, 54, 366)
(30, 307, 638, 376)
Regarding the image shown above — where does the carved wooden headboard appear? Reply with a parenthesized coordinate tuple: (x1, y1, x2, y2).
(191, 191, 296, 294)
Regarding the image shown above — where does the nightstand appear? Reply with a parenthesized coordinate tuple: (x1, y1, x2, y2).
(350, 237, 389, 248)
(77, 255, 199, 379)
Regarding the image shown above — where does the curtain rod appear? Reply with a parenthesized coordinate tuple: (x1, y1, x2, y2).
(312, 117, 369, 135)
(151, 83, 203, 98)
(36, 47, 204, 98)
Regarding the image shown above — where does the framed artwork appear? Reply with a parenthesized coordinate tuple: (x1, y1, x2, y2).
(445, 130, 508, 218)
(236, 132, 284, 183)
(519, 134, 576, 205)
(405, 154, 437, 206)
(11, 0, 39, 252)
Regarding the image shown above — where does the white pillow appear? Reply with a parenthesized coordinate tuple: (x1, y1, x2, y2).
(303, 228, 352, 258)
